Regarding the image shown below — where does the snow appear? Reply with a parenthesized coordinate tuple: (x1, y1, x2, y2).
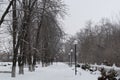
(0, 62, 101, 80)
(0, 62, 120, 80)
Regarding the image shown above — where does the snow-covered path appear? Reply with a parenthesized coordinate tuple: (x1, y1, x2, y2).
(0, 62, 99, 80)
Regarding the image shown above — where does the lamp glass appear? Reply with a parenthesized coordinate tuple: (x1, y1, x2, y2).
(74, 40, 78, 45)
(70, 49, 73, 52)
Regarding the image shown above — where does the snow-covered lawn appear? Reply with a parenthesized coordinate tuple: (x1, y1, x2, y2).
(0, 62, 101, 80)
(0, 62, 120, 80)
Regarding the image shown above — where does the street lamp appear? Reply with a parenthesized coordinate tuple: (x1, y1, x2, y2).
(70, 49, 73, 66)
(74, 40, 78, 75)
(68, 53, 71, 66)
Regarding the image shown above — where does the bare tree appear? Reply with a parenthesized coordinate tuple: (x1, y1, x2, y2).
(0, 0, 66, 77)
(74, 19, 120, 66)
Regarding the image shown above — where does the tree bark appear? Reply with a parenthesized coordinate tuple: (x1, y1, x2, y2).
(11, 0, 17, 77)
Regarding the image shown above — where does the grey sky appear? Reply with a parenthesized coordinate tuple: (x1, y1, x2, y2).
(64, 0, 120, 35)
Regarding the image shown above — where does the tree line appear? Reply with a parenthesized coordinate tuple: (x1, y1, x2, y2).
(64, 18, 120, 67)
(0, 0, 66, 77)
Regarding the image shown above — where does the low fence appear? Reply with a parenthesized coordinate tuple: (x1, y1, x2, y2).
(0, 71, 11, 73)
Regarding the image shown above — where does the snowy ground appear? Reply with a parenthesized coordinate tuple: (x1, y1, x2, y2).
(0, 62, 119, 80)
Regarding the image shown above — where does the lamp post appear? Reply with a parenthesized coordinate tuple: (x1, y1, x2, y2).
(70, 49, 73, 66)
(74, 40, 78, 75)
(68, 53, 71, 66)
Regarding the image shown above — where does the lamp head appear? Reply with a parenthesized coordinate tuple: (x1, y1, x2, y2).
(70, 49, 73, 52)
(74, 40, 78, 45)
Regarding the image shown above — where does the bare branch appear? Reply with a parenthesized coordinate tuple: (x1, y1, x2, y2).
(0, 0, 15, 26)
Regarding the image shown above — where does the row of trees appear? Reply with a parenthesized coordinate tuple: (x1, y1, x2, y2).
(0, 0, 66, 77)
(64, 19, 120, 67)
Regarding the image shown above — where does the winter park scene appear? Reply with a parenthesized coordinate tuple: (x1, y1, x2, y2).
(0, 0, 120, 80)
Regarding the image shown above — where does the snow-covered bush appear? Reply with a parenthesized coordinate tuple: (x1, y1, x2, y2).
(81, 64, 91, 70)
(98, 68, 118, 80)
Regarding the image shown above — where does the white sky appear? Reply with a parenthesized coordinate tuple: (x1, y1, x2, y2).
(63, 0, 120, 35)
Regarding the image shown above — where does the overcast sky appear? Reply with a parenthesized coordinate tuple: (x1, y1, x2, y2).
(63, 0, 120, 35)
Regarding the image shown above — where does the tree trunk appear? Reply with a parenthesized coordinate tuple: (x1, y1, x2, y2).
(11, 0, 18, 77)
(11, 66, 16, 77)
(19, 65, 24, 74)
(28, 64, 33, 72)
(32, 55, 36, 71)
(19, 66, 22, 74)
